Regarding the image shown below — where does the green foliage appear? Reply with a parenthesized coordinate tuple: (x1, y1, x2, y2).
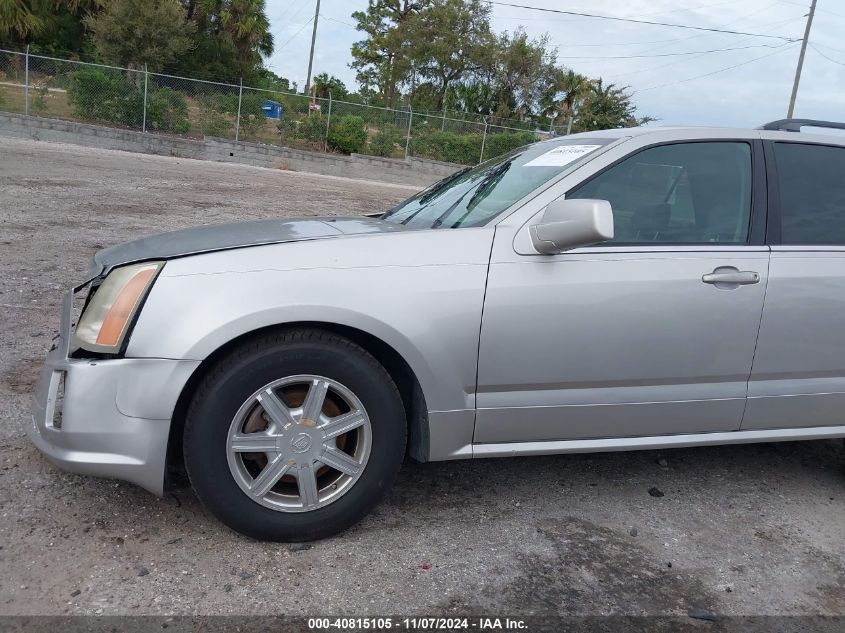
(411, 131, 482, 165)
(411, 129, 536, 165)
(489, 29, 557, 120)
(254, 68, 290, 92)
(145, 86, 189, 133)
(199, 102, 232, 137)
(0, 0, 50, 40)
(176, 0, 274, 83)
(196, 92, 233, 138)
(2, 1, 99, 57)
(30, 86, 49, 114)
(208, 91, 267, 139)
(413, 0, 493, 110)
(85, 0, 195, 71)
(327, 115, 367, 155)
(368, 126, 403, 157)
(67, 69, 192, 133)
(572, 79, 648, 132)
(194, 91, 275, 139)
(277, 113, 327, 147)
(481, 130, 536, 161)
(351, 1, 432, 107)
(237, 93, 269, 139)
(67, 68, 142, 127)
(351, 3, 650, 132)
(313, 73, 348, 100)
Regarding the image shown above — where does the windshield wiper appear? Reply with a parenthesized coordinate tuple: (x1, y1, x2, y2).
(418, 166, 472, 204)
(466, 162, 511, 210)
(431, 162, 513, 229)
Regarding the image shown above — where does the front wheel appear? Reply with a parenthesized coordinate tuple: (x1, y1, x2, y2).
(183, 329, 407, 541)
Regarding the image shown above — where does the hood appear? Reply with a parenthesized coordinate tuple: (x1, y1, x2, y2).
(87, 216, 407, 279)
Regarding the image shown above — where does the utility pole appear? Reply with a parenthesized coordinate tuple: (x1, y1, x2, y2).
(304, 0, 321, 97)
(787, 0, 817, 118)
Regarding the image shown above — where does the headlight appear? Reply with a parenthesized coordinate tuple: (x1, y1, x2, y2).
(73, 261, 164, 353)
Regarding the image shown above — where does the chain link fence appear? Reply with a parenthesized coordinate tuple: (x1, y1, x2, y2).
(0, 48, 542, 166)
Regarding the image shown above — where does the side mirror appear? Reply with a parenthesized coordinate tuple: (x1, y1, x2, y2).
(529, 198, 614, 254)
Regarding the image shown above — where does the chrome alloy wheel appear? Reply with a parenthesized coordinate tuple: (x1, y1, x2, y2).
(226, 375, 372, 512)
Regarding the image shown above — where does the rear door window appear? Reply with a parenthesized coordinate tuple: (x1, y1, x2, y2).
(773, 142, 845, 244)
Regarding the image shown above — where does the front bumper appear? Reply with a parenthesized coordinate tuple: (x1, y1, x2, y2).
(28, 289, 200, 495)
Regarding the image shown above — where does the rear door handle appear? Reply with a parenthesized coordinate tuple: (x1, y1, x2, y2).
(702, 267, 760, 286)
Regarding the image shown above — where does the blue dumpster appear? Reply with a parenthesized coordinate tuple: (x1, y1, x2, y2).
(262, 100, 283, 120)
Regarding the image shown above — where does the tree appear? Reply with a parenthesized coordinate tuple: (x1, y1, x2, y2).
(1, 1, 103, 53)
(177, 0, 273, 81)
(351, 0, 432, 108)
(412, 0, 493, 111)
(573, 79, 653, 132)
(541, 68, 590, 133)
(0, 0, 48, 41)
(313, 73, 348, 100)
(488, 28, 556, 120)
(85, 0, 195, 71)
(444, 81, 496, 116)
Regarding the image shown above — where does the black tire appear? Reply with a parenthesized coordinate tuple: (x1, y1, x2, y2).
(183, 328, 407, 541)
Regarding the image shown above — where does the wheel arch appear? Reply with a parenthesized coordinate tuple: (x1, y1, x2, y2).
(166, 322, 430, 487)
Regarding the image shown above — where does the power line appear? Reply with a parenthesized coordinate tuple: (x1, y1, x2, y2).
(485, 1, 800, 41)
(320, 14, 357, 29)
(633, 0, 742, 19)
(557, 43, 789, 60)
(601, 17, 801, 82)
(554, 10, 798, 49)
(625, 3, 794, 57)
(275, 16, 314, 52)
(813, 41, 845, 56)
(276, 0, 309, 22)
(634, 42, 798, 92)
(775, 0, 845, 20)
(810, 43, 845, 66)
(278, 0, 312, 25)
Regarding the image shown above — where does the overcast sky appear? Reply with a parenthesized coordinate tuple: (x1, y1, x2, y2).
(265, 0, 845, 127)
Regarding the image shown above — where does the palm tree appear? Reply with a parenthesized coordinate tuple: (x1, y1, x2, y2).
(0, 0, 48, 40)
(188, 0, 273, 62)
(539, 68, 590, 134)
(220, 0, 273, 59)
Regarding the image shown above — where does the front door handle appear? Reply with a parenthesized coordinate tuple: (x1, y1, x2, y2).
(702, 267, 760, 286)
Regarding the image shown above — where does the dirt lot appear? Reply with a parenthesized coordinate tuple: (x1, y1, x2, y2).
(1, 137, 844, 619)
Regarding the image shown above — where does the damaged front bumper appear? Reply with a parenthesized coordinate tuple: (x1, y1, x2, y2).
(27, 288, 199, 495)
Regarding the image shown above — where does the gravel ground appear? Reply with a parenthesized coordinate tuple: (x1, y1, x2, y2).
(1, 137, 844, 619)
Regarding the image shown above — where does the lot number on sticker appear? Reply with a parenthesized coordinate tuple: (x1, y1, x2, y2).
(525, 144, 602, 167)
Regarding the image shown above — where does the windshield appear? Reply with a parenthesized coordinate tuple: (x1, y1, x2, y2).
(382, 138, 612, 229)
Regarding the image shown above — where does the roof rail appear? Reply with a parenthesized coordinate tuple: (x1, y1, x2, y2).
(758, 118, 845, 132)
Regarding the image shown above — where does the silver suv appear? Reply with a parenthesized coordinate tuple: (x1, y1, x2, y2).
(29, 119, 845, 541)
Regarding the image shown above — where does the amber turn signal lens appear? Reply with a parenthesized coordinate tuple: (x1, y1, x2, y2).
(73, 261, 164, 353)
(95, 267, 158, 347)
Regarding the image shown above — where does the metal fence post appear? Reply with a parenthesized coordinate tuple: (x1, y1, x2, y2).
(324, 91, 332, 153)
(404, 105, 413, 160)
(24, 45, 29, 116)
(235, 79, 243, 142)
(479, 118, 488, 164)
(141, 64, 148, 132)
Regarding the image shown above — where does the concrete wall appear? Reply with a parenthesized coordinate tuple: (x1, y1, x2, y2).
(0, 112, 462, 187)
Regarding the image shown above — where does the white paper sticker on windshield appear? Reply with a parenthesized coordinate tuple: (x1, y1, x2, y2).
(524, 144, 602, 167)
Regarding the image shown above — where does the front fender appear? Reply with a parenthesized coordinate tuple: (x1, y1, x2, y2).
(127, 253, 490, 415)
